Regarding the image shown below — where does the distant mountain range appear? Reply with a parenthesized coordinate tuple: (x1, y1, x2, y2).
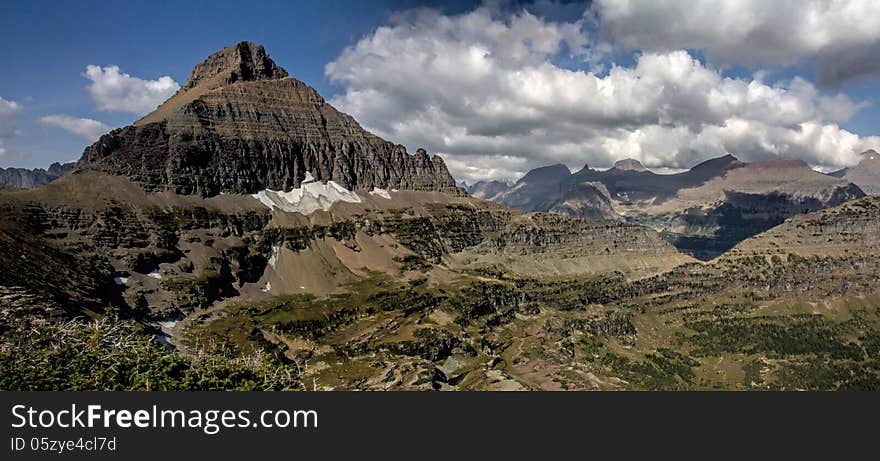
(468, 154, 869, 259)
(829, 149, 880, 195)
(0, 162, 75, 189)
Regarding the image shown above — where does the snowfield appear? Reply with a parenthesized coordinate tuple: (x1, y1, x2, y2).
(252, 172, 362, 215)
(369, 187, 392, 199)
(268, 245, 280, 269)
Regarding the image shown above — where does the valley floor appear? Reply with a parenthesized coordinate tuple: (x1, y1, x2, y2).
(185, 254, 880, 390)
(5, 252, 878, 391)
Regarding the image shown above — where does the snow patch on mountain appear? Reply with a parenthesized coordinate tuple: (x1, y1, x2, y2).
(252, 172, 362, 215)
(369, 187, 391, 199)
(268, 245, 280, 269)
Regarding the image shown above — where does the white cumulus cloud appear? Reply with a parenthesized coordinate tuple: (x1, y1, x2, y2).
(0, 96, 21, 118)
(84, 65, 179, 115)
(40, 115, 112, 141)
(0, 96, 24, 158)
(0, 96, 23, 138)
(326, 6, 879, 183)
(594, 0, 880, 87)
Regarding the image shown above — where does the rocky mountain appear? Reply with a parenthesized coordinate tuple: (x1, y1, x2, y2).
(547, 180, 617, 219)
(610, 158, 648, 172)
(488, 164, 571, 211)
(724, 193, 880, 259)
(466, 180, 509, 201)
(4, 41, 878, 392)
(77, 41, 457, 196)
(829, 149, 880, 195)
(478, 156, 743, 216)
(474, 155, 864, 259)
(0, 162, 75, 189)
(0, 42, 687, 343)
(570, 156, 742, 204)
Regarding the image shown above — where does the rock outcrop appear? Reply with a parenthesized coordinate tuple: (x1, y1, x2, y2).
(725, 193, 880, 259)
(611, 158, 648, 172)
(78, 42, 457, 196)
(0, 162, 74, 189)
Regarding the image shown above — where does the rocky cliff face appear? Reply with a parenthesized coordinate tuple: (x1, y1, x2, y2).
(78, 42, 457, 196)
(175, 41, 289, 94)
(453, 211, 692, 278)
(0, 162, 74, 189)
(725, 194, 880, 259)
(647, 159, 865, 259)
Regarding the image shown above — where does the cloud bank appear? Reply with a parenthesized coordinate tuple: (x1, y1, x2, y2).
(326, 6, 880, 182)
(594, 0, 880, 87)
(84, 65, 179, 115)
(40, 114, 112, 141)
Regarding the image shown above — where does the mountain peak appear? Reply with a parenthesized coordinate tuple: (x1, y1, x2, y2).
(85, 42, 456, 196)
(467, 180, 510, 200)
(612, 158, 647, 172)
(182, 41, 289, 92)
(518, 164, 571, 184)
(690, 154, 741, 173)
(749, 158, 810, 170)
(135, 41, 291, 126)
(832, 149, 880, 194)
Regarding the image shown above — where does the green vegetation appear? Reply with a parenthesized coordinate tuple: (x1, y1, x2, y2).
(0, 318, 298, 390)
(174, 254, 880, 390)
(592, 348, 699, 390)
(4, 197, 880, 390)
(685, 315, 864, 359)
(392, 254, 432, 272)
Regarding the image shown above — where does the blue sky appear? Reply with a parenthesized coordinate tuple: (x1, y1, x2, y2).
(1, 0, 878, 181)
